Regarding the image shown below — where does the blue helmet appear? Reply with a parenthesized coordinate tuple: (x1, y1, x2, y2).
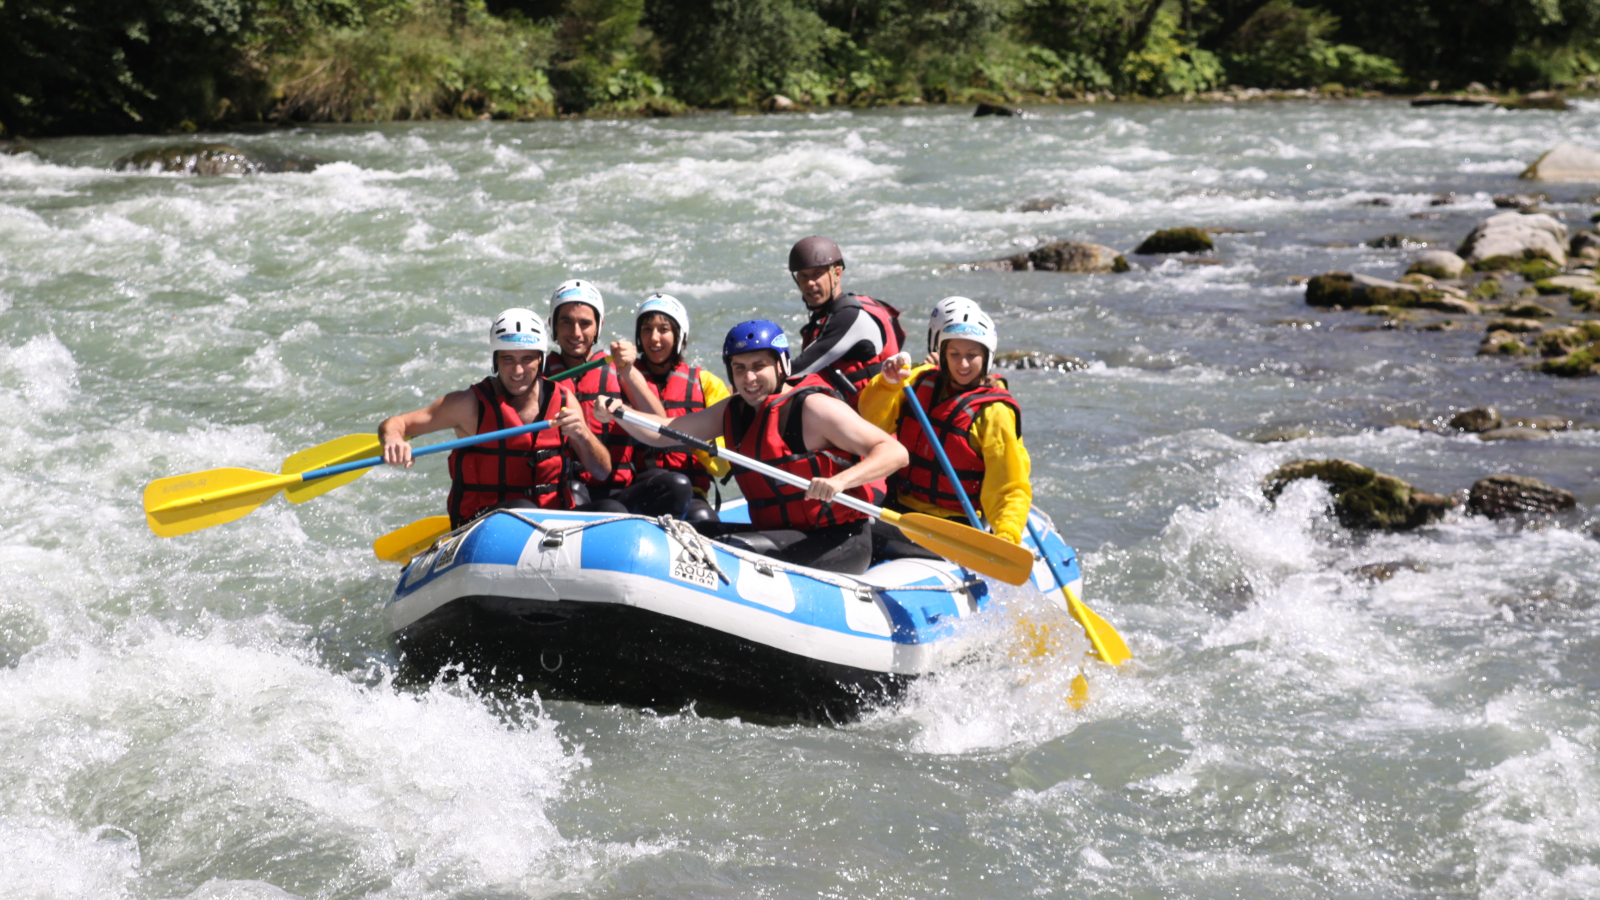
(722, 319, 791, 380)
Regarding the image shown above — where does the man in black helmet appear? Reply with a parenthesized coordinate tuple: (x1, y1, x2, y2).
(787, 235, 906, 407)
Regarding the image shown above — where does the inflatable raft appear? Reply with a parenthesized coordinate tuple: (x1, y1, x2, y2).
(383, 501, 1082, 720)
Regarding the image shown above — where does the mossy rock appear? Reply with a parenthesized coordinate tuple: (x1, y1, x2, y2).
(1479, 331, 1531, 355)
(1305, 272, 1356, 307)
(1262, 458, 1453, 531)
(1485, 318, 1546, 333)
(1468, 474, 1577, 519)
(1364, 305, 1418, 321)
(1572, 289, 1600, 311)
(1535, 344, 1599, 376)
(1469, 277, 1505, 302)
(1415, 294, 1481, 315)
(1517, 259, 1562, 281)
(1398, 273, 1436, 286)
(1362, 285, 1419, 307)
(1536, 327, 1587, 357)
(1449, 407, 1502, 432)
(1134, 227, 1214, 254)
(1474, 255, 1522, 272)
(1579, 320, 1600, 340)
(1502, 300, 1555, 318)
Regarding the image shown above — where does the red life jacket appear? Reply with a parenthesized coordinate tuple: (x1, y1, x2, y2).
(723, 380, 886, 530)
(546, 349, 635, 487)
(799, 293, 906, 401)
(894, 370, 1022, 516)
(640, 361, 711, 492)
(446, 377, 574, 527)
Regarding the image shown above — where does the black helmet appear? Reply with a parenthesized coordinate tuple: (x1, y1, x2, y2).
(788, 235, 845, 272)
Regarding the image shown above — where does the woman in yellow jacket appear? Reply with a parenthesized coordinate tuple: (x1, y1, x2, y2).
(858, 297, 1031, 560)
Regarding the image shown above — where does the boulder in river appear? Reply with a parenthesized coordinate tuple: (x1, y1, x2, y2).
(1468, 474, 1577, 519)
(1367, 233, 1424, 249)
(1485, 317, 1546, 333)
(113, 143, 321, 176)
(964, 240, 1129, 274)
(1502, 91, 1571, 111)
(974, 103, 1018, 117)
(993, 350, 1089, 371)
(1458, 212, 1568, 267)
(1262, 458, 1454, 531)
(1520, 142, 1600, 182)
(1478, 331, 1531, 355)
(1570, 230, 1600, 262)
(1448, 407, 1502, 432)
(1133, 227, 1214, 254)
(1407, 250, 1467, 279)
(1479, 426, 1552, 441)
(1534, 343, 1600, 376)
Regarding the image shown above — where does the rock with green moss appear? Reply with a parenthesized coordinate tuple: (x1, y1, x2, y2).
(1305, 272, 1357, 307)
(1534, 274, 1599, 295)
(1535, 344, 1600, 376)
(1502, 300, 1555, 318)
(1134, 227, 1214, 254)
(1571, 289, 1600, 312)
(1469, 277, 1505, 301)
(1517, 258, 1562, 281)
(1537, 327, 1588, 356)
(1479, 331, 1531, 355)
(1262, 459, 1454, 531)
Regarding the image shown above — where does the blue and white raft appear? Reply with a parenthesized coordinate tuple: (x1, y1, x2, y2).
(384, 501, 1081, 720)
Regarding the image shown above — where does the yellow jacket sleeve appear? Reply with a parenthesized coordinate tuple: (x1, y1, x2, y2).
(694, 368, 732, 479)
(971, 402, 1031, 545)
(857, 364, 935, 435)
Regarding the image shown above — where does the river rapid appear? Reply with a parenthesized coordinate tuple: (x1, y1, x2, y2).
(3, 101, 1599, 899)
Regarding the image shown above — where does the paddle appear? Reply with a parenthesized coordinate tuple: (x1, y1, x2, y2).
(279, 354, 609, 506)
(611, 407, 1035, 585)
(897, 381, 1131, 665)
(373, 515, 453, 563)
(143, 420, 555, 538)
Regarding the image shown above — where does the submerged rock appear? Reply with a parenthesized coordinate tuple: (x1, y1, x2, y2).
(1367, 233, 1424, 249)
(1502, 91, 1571, 111)
(1458, 212, 1567, 267)
(1134, 227, 1214, 254)
(1407, 250, 1467, 279)
(1521, 141, 1600, 182)
(1479, 426, 1553, 441)
(113, 143, 321, 176)
(1349, 561, 1428, 582)
(1262, 458, 1454, 531)
(963, 240, 1129, 274)
(1468, 475, 1577, 519)
(992, 350, 1088, 371)
(1485, 318, 1546, 333)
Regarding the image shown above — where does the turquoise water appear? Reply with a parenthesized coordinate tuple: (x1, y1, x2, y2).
(2, 101, 1599, 898)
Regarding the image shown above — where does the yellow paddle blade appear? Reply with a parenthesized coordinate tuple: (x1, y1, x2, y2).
(885, 510, 1036, 586)
(143, 467, 288, 538)
(1065, 584, 1132, 666)
(281, 433, 385, 504)
(373, 516, 452, 563)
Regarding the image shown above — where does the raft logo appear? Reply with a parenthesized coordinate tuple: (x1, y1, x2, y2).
(668, 539, 718, 590)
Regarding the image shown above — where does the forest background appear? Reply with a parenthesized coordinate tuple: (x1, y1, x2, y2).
(5, 0, 1600, 137)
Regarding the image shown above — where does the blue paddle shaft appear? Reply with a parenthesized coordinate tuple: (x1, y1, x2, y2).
(900, 382, 985, 530)
(904, 380, 1071, 588)
(299, 420, 555, 482)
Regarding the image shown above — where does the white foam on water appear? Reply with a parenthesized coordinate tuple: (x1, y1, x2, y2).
(0, 818, 141, 900)
(0, 617, 654, 898)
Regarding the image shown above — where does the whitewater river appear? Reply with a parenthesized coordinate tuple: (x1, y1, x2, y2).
(3, 100, 1599, 899)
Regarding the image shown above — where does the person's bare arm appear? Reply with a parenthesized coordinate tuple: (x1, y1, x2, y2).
(609, 340, 668, 417)
(378, 389, 479, 468)
(556, 387, 612, 480)
(799, 393, 908, 502)
(595, 396, 730, 447)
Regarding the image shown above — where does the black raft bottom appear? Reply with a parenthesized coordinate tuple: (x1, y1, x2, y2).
(392, 595, 910, 724)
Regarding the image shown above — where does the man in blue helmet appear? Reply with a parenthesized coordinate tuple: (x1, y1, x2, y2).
(595, 319, 907, 575)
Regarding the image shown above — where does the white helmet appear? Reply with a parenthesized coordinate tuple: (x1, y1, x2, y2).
(637, 293, 690, 355)
(489, 307, 547, 370)
(934, 306, 999, 374)
(927, 296, 983, 355)
(549, 279, 605, 329)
